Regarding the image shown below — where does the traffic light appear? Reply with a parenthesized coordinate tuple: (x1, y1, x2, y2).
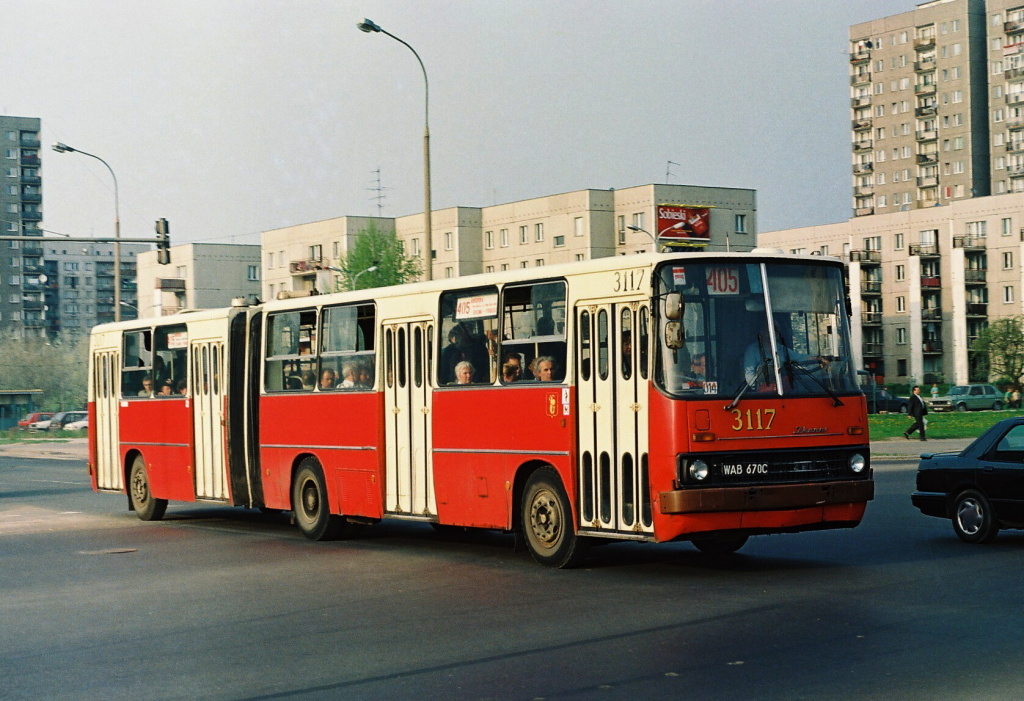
(155, 218, 171, 265)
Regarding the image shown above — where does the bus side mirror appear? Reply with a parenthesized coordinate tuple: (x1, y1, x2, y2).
(665, 293, 683, 320)
(665, 322, 684, 350)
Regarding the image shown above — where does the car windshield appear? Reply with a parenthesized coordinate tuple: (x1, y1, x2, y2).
(654, 259, 858, 398)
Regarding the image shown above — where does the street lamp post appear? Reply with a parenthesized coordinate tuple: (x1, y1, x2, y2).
(628, 225, 659, 252)
(357, 18, 432, 281)
(51, 142, 122, 321)
(352, 264, 379, 291)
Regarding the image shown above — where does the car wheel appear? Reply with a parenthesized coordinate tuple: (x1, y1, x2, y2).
(951, 490, 999, 544)
(993, 401, 1004, 411)
(899, 404, 909, 414)
(956, 403, 968, 412)
(129, 455, 167, 521)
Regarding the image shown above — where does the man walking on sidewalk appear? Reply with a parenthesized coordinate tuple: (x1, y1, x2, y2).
(905, 385, 928, 441)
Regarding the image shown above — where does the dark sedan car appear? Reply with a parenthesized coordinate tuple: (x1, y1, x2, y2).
(912, 416, 1024, 543)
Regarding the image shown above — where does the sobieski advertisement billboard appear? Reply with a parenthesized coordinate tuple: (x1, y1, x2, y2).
(657, 204, 710, 245)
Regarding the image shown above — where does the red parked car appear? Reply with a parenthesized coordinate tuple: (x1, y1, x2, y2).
(17, 412, 52, 430)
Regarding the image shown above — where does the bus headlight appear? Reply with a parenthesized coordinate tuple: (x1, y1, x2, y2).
(688, 459, 709, 481)
(849, 453, 866, 474)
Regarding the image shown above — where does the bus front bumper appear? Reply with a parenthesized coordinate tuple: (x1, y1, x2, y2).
(659, 479, 874, 514)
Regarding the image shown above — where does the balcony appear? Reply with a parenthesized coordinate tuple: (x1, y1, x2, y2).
(20, 192, 41, 204)
(853, 139, 873, 153)
(20, 175, 40, 185)
(916, 153, 938, 165)
(290, 258, 327, 275)
(1009, 93, 1024, 106)
(915, 105, 937, 118)
(861, 280, 882, 295)
(22, 263, 43, 274)
(861, 311, 882, 325)
(914, 58, 937, 72)
(1006, 19, 1024, 34)
(19, 137, 40, 149)
(917, 175, 939, 187)
(923, 340, 943, 354)
(22, 245, 43, 257)
(953, 235, 986, 250)
(854, 184, 874, 197)
(851, 96, 872, 109)
(921, 306, 943, 321)
(863, 342, 884, 357)
(850, 72, 871, 87)
(850, 249, 881, 264)
(853, 162, 874, 175)
(915, 129, 938, 142)
(158, 277, 185, 291)
(967, 303, 988, 317)
(914, 36, 936, 50)
(921, 276, 941, 288)
(854, 206, 875, 217)
(1007, 66, 1024, 82)
(20, 154, 39, 166)
(852, 118, 872, 131)
(914, 83, 936, 96)
(965, 269, 987, 284)
(1010, 119, 1024, 131)
(22, 299, 44, 311)
(850, 49, 871, 64)
(1008, 141, 1024, 153)
(909, 244, 939, 257)
(21, 210, 41, 222)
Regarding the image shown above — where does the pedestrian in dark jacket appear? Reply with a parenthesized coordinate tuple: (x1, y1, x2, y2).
(904, 385, 928, 441)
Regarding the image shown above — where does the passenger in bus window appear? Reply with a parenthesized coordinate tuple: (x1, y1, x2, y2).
(502, 361, 521, 383)
(159, 380, 173, 396)
(535, 356, 557, 382)
(357, 362, 373, 388)
(453, 361, 474, 385)
(340, 363, 356, 388)
(152, 356, 169, 386)
(286, 376, 303, 390)
(621, 331, 633, 377)
(301, 370, 316, 390)
(137, 376, 154, 397)
(743, 322, 828, 389)
(535, 314, 554, 336)
(176, 379, 188, 395)
(319, 368, 336, 390)
(688, 353, 707, 387)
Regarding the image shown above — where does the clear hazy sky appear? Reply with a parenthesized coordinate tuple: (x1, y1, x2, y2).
(2, 0, 905, 246)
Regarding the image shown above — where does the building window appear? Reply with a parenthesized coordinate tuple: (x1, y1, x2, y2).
(309, 244, 322, 262)
(1005, 286, 1015, 303)
(896, 265, 905, 281)
(519, 226, 528, 244)
(575, 254, 585, 261)
(735, 214, 747, 233)
(553, 236, 565, 247)
(574, 217, 584, 237)
(444, 232, 453, 251)
(896, 327, 907, 344)
(500, 264, 509, 271)
(966, 221, 988, 238)
(895, 233, 904, 249)
(897, 296, 906, 312)
(534, 223, 544, 242)
(445, 267, 454, 279)
(1003, 218, 1013, 237)
(1004, 252, 1014, 270)
(267, 253, 274, 269)
(247, 265, 259, 281)
(500, 229, 509, 247)
(632, 212, 645, 232)
(485, 265, 494, 274)
(175, 265, 186, 278)
(535, 259, 544, 267)
(412, 239, 421, 256)
(484, 230, 494, 249)
(520, 261, 529, 269)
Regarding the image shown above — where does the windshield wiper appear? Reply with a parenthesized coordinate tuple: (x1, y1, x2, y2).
(785, 359, 844, 407)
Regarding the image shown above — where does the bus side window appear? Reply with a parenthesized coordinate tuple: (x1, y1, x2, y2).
(121, 329, 153, 397)
(501, 281, 567, 382)
(265, 309, 317, 392)
(321, 303, 376, 389)
(438, 286, 498, 385)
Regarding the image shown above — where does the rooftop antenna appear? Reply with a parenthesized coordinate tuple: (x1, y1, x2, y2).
(368, 167, 389, 218)
(666, 160, 681, 183)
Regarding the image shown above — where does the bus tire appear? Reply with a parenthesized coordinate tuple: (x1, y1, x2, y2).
(521, 467, 588, 568)
(292, 458, 346, 541)
(691, 533, 748, 555)
(129, 455, 167, 522)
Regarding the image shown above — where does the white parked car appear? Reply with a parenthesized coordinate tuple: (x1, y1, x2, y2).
(29, 417, 53, 431)
(63, 418, 89, 431)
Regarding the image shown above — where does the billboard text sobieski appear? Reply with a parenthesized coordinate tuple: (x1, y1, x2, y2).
(657, 204, 710, 243)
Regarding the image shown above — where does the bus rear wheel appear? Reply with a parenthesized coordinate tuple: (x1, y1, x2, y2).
(521, 468, 588, 568)
(129, 455, 167, 521)
(292, 458, 347, 541)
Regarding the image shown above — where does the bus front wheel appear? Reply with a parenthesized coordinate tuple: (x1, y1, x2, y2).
(292, 458, 347, 541)
(521, 468, 588, 568)
(691, 533, 749, 555)
(129, 456, 167, 521)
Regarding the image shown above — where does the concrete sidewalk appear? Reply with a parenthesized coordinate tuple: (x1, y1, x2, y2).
(870, 436, 972, 459)
(0, 438, 87, 461)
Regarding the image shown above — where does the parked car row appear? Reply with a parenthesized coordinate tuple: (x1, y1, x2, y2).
(19, 410, 88, 432)
(862, 384, 1006, 414)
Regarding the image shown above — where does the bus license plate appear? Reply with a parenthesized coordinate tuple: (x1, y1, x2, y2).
(720, 462, 769, 477)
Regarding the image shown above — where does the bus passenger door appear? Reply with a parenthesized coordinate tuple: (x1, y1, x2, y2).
(576, 302, 653, 535)
(94, 350, 122, 490)
(383, 320, 436, 517)
(191, 340, 229, 500)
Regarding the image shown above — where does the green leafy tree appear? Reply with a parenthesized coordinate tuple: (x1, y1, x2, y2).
(971, 316, 1024, 390)
(334, 222, 422, 292)
(0, 333, 90, 411)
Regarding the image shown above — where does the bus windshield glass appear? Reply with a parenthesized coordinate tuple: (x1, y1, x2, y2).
(655, 260, 857, 399)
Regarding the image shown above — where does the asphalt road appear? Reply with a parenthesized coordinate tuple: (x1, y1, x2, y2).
(1, 443, 1022, 701)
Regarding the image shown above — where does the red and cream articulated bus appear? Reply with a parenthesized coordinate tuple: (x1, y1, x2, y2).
(88, 250, 873, 567)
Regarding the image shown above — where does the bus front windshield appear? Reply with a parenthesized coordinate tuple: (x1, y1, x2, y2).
(655, 260, 858, 399)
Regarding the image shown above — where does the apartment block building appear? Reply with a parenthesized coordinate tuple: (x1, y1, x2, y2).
(136, 243, 261, 318)
(261, 184, 756, 299)
(0, 115, 44, 337)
